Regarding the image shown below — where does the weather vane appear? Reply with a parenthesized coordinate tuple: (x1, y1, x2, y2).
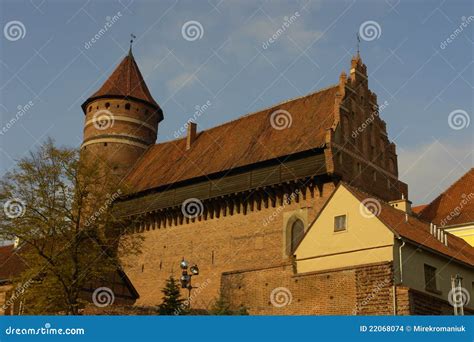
(130, 34, 136, 49)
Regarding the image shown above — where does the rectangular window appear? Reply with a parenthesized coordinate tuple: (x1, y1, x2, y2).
(424, 264, 437, 291)
(334, 215, 347, 232)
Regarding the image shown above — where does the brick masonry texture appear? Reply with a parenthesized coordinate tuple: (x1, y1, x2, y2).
(221, 262, 394, 315)
(396, 287, 473, 315)
(122, 183, 336, 309)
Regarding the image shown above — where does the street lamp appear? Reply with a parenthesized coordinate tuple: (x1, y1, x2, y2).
(179, 258, 199, 307)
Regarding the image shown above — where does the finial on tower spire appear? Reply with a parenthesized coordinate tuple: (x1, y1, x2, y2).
(129, 33, 136, 56)
(356, 33, 361, 57)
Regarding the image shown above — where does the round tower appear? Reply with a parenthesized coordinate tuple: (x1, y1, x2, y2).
(81, 49, 163, 180)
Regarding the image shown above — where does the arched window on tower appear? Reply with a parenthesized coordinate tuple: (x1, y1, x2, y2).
(125, 103, 131, 110)
(290, 219, 305, 254)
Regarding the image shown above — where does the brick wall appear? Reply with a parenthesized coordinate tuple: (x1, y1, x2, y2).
(396, 287, 473, 315)
(121, 182, 336, 309)
(221, 262, 394, 315)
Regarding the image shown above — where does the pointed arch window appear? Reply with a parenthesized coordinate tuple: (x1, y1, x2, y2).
(290, 219, 305, 254)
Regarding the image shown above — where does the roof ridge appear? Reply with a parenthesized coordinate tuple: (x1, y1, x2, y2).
(154, 84, 339, 147)
(419, 168, 474, 217)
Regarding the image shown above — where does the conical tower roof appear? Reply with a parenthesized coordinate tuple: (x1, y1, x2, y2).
(82, 50, 160, 113)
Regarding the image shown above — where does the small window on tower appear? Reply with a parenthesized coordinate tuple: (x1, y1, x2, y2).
(103, 142, 108, 147)
(125, 103, 131, 110)
(88, 106, 92, 112)
(105, 102, 110, 109)
(373, 171, 377, 181)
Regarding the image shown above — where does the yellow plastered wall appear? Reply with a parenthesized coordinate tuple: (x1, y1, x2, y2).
(295, 185, 394, 273)
(445, 224, 474, 246)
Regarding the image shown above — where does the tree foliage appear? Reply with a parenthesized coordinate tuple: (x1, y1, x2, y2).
(158, 276, 187, 315)
(0, 139, 141, 314)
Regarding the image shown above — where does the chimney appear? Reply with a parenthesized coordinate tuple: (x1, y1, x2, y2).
(389, 194, 412, 214)
(186, 122, 197, 150)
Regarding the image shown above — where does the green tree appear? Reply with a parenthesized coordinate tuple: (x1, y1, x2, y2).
(0, 139, 141, 314)
(158, 276, 187, 315)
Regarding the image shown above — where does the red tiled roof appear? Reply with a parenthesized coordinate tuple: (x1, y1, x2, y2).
(345, 183, 474, 267)
(82, 51, 159, 112)
(124, 85, 339, 194)
(0, 245, 25, 281)
(418, 168, 474, 226)
(411, 204, 427, 214)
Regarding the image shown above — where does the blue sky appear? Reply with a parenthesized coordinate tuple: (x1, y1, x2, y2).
(0, 0, 472, 204)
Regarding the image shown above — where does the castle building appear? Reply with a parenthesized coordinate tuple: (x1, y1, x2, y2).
(74, 49, 472, 315)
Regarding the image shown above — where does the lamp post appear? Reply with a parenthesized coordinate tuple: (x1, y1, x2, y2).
(179, 258, 199, 308)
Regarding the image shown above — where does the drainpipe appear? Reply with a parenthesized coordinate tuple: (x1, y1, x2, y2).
(392, 285, 397, 315)
(398, 237, 405, 284)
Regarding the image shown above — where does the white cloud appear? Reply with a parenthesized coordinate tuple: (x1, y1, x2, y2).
(166, 72, 197, 93)
(398, 139, 473, 205)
